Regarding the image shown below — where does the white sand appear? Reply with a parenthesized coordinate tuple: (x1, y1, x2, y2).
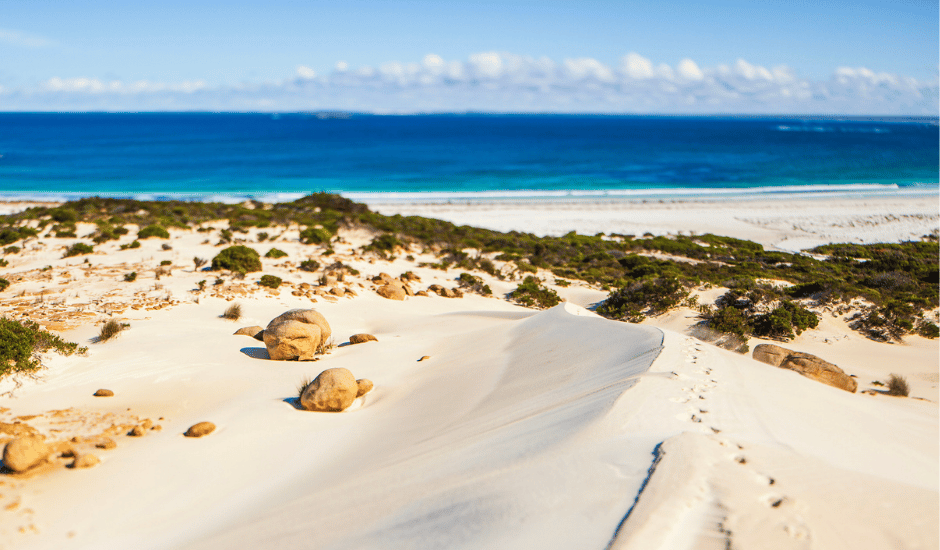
(0, 201, 935, 549)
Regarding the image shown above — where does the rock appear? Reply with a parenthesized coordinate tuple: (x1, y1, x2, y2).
(376, 284, 406, 300)
(95, 438, 117, 450)
(356, 379, 374, 397)
(234, 325, 265, 341)
(345, 288, 358, 297)
(372, 273, 396, 285)
(402, 284, 414, 297)
(300, 368, 359, 412)
(418, 355, 430, 362)
(349, 333, 378, 345)
(416, 291, 429, 297)
(128, 426, 145, 437)
(400, 271, 421, 282)
(752, 344, 790, 367)
(71, 454, 100, 469)
(329, 287, 345, 297)
(93, 389, 114, 397)
(752, 344, 857, 393)
(3, 437, 51, 472)
(263, 309, 332, 361)
(428, 284, 444, 294)
(184, 422, 216, 438)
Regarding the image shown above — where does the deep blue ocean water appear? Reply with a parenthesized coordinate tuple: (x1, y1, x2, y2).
(0, 113, 936, 202)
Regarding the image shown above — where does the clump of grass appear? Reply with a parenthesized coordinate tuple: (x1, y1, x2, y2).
(120, 240, 141, 250)
(259, 275, 282, 289)
(98, 320, 128, 342)
(886, 374, 910, 397)
(0, 317, 86, 377)
(123, 272, 137, 282)
(265, 248, 288, 259)
(63, 242, 94, 258)
(222, 303, 242, 321)
(299, 259, 320, 272)
(296, 376, 311, 399)
(193, 256, 207, 270)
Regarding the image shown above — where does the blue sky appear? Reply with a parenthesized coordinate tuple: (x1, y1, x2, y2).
(1, 0, 937, 113)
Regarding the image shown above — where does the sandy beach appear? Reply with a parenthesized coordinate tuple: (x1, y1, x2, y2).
(0, 197, 936, 550)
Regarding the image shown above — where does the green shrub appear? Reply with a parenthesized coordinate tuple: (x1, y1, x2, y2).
(64, 242, 94, 257)
(211, 245, 262, 273)
(265, 248, 288, 259)
(510, 276, 561, 309)
(160, 260, 172, 266)
(917, 320, 939, 339)
(4, 246, 20, 254)
(120, 240, 141, 250)
(259, 275, 282, 289)
(299, 259, 320, 272)
(0, 278, 9, 291)
(98, 320, 128, 342)
(516, 261, 538, 273)
(0, 318, 85, 377)
(457, 272, 492, 295)
(886, 374, 910, 397)
(366, 233, 402, 252)
(708, 305, 750, 339)
(299, 227, 332, 245)
(598, 277, 689, 322)
(257, 231, 269, 242)
(752, 301, 819, 340)
(123, 272, 136, 282)
(138, 224, 170, 239)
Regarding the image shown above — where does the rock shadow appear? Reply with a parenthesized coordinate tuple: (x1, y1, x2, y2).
(240, 347, 270, 360)
(282, 397, 304, 410)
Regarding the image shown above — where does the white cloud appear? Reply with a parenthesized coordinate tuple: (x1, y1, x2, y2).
(3, 52, 937, 115)
(0, 28, 53, 48)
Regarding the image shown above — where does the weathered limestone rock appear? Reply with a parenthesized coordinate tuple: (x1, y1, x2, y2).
(263, 309, 332, 360)
(93, 389, 114, 397)
(300, 368, 359, 412)
(356, 379, 374, 397)
(3, 437, 51, 472)
(234, 325, 265, 341)
(349, 333, 378, 345)
(376, 285, 406, 300)
(71, 454, 100, 469)
(184, 422, 216, 438)
(753, 344, 857, 392)
(371, 273, 396, 285)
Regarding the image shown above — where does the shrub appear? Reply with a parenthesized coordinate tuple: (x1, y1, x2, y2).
(265, 248, 288, 259)
(193, 257, 207, 269)
(752, 301, 819, 340)
(598, 277, 689, 322)
(160, 260, 172, 266)
(138, 224, 170, 239)
(510, 276, 561, 309)
(123, 272, 137, 282)
(299, 227, 332, 245)
(457, 272, 492, 295)
(222, 303, 242, 320)
(0, 278, 8, 291)
(299, 259, 320, 272)
(120, 240, 141, 250)
(257, 231, 269, 242)
(98, 320, 128, 342)
(708, 305, 750, 339)
(4, 246, 20, 254)
(516, 261, 538, 273)
(211, 245, 262, 273)
(0, 318, 85, 377)
(366, 233, 402, 252)
(197, 280, 206, 291)
(886, 374, 910, 397)
(64, 242, 94, 257)
(917, 320, 939, 339)
(259, 275, 282, 289)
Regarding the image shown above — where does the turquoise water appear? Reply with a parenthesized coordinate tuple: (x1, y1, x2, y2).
(0, 113, 936, 202)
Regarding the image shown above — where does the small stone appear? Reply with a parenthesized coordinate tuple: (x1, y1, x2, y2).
(184, 422, 216, 438)
(418, 355, 430, 362)
(128, 426, 145, 437)
(93, 389, 114, 397)
(71, 454, 100, 469)
(356, 379, 374, 398)
(349, 333, 378, 345)
(95, 438, 117, 450)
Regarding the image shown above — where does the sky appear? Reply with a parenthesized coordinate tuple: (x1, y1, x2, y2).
(1, 0, 937, 113)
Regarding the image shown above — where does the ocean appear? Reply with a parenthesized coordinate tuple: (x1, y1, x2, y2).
(0, 113, 936, 203)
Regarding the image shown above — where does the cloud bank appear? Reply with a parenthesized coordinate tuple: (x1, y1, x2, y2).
(2, 52, 937, 114)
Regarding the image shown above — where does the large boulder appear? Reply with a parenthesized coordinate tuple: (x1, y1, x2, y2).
(752, 344, 857, 392)
(263, 309, 332, 361)
(300, 368, 359, 412)
(3, 436, 51, 472)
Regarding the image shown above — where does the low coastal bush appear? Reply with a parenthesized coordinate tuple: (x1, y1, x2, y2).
(193, 256, 207, 269)
(299, 227, 332, 245)
(4, 246, 20, 254)
(886, 374, 910, 397)
(160, 260, 172, 266)
(598, 277, 689, 322)
(457, 272, 493, 295)
(211, 245, 262, 273)
(0, 278, 9, 291)
(299, 259, 320, 272)
(64, 243, 94, 257)
(222, 303, 242, 321)
(510, 276, 560, 309)
(123, 272, 137, 282)
(259, 275, 282, 289)
(0, 318, 86, 377)
(98, 320, 128, 342)
(138, 224, 170, 239)
(917, 321, 939, 339)
(751, 301, 819, 340)
(120, 240, 141, 250)
(265, 248, 288, 259)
